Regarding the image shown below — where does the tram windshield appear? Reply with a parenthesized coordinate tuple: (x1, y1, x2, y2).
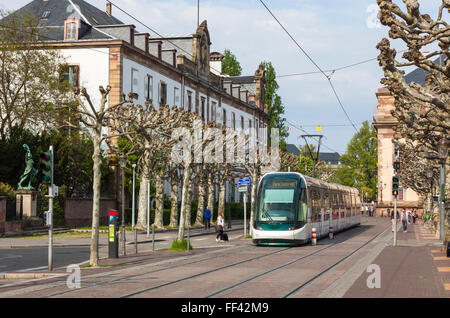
(256, 175, 302, 223)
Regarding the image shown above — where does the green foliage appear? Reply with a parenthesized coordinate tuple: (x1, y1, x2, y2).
(0, 182, 15, 198)
(169, 239, 193, 251)
(0, 126, 112, 198)
(221, 49, 242, 76)
(261, 61, 288, 150)
(334, 121, 378, 200)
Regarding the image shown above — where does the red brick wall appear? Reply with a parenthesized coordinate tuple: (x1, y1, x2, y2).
(65, 198, 117, 227)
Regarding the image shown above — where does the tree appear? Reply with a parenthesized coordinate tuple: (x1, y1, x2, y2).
(0, 10, 72, 139)
(221, 49, 242, 76)
(261, 61, 289, 150)
(334, 121, 377, 199)
(375, 0, 449, 242)
(61, 86, 129, 266)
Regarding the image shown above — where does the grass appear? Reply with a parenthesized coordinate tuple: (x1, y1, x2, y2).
(245, 235, 253, 239)
(22, 231, 107, 239)
(168, 239, 194, 251)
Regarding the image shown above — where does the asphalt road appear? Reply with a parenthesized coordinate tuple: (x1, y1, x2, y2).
(0, 247, 90, 273)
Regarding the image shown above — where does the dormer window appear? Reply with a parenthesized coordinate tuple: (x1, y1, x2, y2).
(64, 18, 79, 41)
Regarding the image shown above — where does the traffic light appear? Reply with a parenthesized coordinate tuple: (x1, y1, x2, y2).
(392, 175, 399, 196)
(394, 161, 400, 171)
(40, 149, 53, 184)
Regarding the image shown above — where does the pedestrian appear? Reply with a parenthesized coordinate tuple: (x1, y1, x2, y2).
(407, 209, 411, 224)
(387, 208, 391, 218)
(401, 208, 407, 232)
(203, 208, 211, 230)
(412, 209, 416, 224)
(216, 213, 225, 242)
(390, 208, 396, 232)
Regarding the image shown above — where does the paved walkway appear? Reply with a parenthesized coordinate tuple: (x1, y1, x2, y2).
(344, 220, 450, 298)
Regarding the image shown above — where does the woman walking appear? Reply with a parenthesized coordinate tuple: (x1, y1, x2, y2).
(216, 213, 225, 242)
(401, 208, 408, 233)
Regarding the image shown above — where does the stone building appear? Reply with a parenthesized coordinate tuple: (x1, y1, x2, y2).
(4, 0, 270, 220)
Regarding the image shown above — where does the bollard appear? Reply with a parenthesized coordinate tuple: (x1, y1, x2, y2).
(312, 228, 317, 245)
(152, 224, 155, 252)
(329, 226, 334, 239)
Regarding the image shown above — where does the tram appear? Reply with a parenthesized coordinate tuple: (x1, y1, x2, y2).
(252, 172, 361, 246)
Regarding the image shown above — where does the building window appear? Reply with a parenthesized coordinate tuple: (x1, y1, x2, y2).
(201, 97, 205, 120)
(256, 119, 259, 138)
(174, 87, 180, 106)
(211, 102, 217, 122)
(131, 68, 138, 95)
(144, 75, 153, 102)
(64, 19, 78, 40)
(187, 91, 192, 112)
(249, 119, 252, 130)
(223, 109, 227, 126)
(232, 112, 236, 130)
(60, 65, 79, 88)
(241, 116, 244, 130)
(159, 81, 167, 105)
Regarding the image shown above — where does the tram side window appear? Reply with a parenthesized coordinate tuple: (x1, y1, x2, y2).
(332, 193, 339, 219)
(339, 193, 345, 218)
(298, 187, 307, 223)
(346, 192, 351, 217)
(310, 188, 321, 222)
(323, 190, 330, 221)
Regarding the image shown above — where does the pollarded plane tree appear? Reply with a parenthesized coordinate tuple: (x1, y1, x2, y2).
(108, 101, 195, 230)
(376, 0, 449, 236)
(59, 86, 131, 267)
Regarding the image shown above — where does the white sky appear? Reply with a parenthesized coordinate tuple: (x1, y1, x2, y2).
(0, 0, 444, 154)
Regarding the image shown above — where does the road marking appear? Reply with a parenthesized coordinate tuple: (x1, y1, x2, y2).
(0, 255, 23, 261)
(433, 257, 449, 261)
(193, 237, 209, 241)
(437, 267, 450, 272)
(16, 266, 48, 272)
(431, 250, 443, 253)
(444, 283, 450, 291)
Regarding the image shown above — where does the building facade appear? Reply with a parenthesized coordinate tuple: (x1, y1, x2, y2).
(7, 0, 270, 203)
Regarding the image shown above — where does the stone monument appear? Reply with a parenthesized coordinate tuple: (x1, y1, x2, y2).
(16, 144, 41, 226)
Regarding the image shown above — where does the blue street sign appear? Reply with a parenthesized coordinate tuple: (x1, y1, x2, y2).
(238, 178, 251, 186)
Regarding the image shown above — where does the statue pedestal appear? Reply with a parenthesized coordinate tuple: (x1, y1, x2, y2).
(16, 190, 41, 226)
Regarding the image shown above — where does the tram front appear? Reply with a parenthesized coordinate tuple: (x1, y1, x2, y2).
(253, 173, 307, 245)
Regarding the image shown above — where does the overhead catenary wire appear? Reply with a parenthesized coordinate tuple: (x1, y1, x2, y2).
(259, 0, 358, 133)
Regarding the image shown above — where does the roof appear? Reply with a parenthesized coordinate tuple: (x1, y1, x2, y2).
(2, 0, 124, 41)
(226, 76, 255, 84)
(286, 144, 300, 156)
(318, 152, 340, 164)
(404, 55, 446, 85)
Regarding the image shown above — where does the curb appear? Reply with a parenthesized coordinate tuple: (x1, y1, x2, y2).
(0, 272, 67, 279)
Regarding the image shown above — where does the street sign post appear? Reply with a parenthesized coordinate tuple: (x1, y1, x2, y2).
(238, 185, 248, 237)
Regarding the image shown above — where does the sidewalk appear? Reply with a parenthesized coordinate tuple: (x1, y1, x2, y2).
(344, 221, 450, 298)
(0, 220, 245, 249)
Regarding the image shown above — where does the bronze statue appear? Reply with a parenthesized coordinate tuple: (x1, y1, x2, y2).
(18, 144, 38, 190)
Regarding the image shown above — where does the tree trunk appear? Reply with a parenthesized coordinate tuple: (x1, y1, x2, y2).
(249, 170, 258, 236)
(207, 178, 215, 219)
(154, 173, 164, 229)
(218, 178, 226, 218)
(194, 183, 206, 226)
(177, 166, 190, 241)
(169, 180, 178, 228)
(90, 128, 101, 267)
(184, 182, 193, 228)
(136, 166, 149, 230)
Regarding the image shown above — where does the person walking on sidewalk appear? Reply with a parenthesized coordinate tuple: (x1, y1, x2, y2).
(391, 209, 398, 232)
(401, 208, 408, 232)
(216, 213, 225, 242)
(203, 208, 211, 230)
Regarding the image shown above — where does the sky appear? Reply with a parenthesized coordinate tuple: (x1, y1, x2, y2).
(0, 0, 444, 154)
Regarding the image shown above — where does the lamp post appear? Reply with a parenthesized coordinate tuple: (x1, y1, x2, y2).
(132, 163, 137, 254)
(119, 155, 127, 256)
(426, 167, 434, 217)
(437, 138, 448, 244)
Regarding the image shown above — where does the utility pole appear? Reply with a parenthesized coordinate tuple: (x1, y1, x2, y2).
(300, 135, 323, 178)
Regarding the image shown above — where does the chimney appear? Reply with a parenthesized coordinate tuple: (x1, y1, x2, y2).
(106, 1, 112, 16)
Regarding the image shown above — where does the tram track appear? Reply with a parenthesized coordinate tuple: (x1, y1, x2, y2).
(283, 225, 390, 298)
(203, 224, 390, 298)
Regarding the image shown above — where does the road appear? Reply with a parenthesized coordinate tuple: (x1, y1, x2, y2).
(0, 216, 394, 298)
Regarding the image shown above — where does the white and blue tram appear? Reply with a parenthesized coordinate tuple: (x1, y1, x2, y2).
(252, 172, 361, 246)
